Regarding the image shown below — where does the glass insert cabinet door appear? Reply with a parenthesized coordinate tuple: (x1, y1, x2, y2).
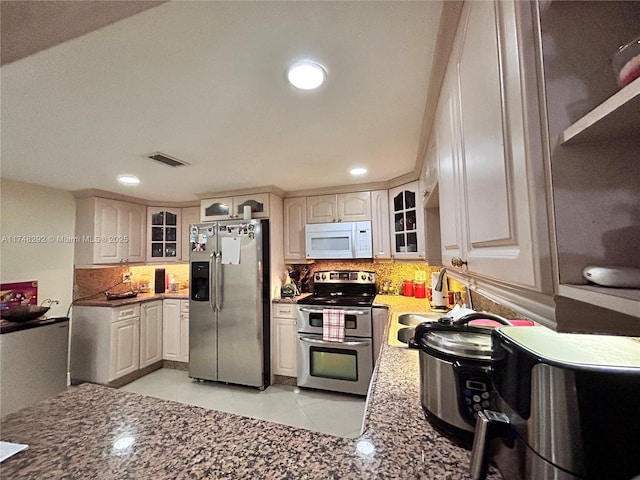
(147, 207, 181, 262)
(392, 189, 418, 253)
(388, 181, 424, 259)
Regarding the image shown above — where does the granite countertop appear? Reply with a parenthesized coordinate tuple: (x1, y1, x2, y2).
(73, 290, 190, 307)
(0, 316, 69, 335)
(0, 296, 500, 479)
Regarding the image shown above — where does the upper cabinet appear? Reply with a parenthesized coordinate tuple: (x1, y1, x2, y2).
(306, 192, 371, 224)
(437, 0, 553, 299)
(389, 182, 425, 260)
(535, 1, 640, 333)
(146, 207, 181, 262)
(283, 197, 307, 262)
(180, 206, 200, 262)
(371, 190, 391, 259)
(75, 197, 146, 265)
(200, 193, 270, 222)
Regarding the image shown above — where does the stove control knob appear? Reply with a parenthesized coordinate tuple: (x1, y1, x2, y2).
(361, 274, 366, 281)
(314, 274, 320, 281)
(367, 274, 373, 282)
(322, 273, 327, 280)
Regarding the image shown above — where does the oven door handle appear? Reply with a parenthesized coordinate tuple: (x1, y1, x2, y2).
(298, 335, 371, 347)
(298, 307, 367, 315)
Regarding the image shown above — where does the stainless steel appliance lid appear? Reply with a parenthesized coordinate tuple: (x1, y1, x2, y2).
(496, 326, 640, 369)
(424, 330, 492, 359)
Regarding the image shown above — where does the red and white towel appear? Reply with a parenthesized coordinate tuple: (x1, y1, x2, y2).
(322, 309, 345, 342)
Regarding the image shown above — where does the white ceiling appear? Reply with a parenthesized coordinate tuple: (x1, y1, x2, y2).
(0, 1, 443, 203)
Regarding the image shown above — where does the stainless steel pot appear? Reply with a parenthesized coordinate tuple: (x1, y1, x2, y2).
(410, 312, 511, 448)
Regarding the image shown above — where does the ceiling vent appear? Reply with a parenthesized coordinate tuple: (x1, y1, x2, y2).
(146, 152, 190, 167)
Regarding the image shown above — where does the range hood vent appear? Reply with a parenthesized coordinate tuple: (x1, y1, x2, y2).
(146, 152, 190, 167)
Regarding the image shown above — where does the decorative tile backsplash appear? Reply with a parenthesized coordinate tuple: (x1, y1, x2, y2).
(285, 260, 523, 320)
(286, 260, 462, 295)
(74, 264, 189, 300)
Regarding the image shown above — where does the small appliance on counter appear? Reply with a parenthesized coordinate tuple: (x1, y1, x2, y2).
(154, 268, 166, 293)
(470, 326, 640, 480)
(409, 312, 512, 448)
(431, 268, 449, 309)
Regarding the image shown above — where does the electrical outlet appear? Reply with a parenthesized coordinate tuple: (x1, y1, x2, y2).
(123, 272, 132, 283)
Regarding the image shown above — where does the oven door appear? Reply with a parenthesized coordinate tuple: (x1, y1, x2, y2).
(296, 306, 372, 337)
(297, 334, 373, 396)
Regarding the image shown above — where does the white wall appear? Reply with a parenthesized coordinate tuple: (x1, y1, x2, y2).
(0, 179, 76, 317)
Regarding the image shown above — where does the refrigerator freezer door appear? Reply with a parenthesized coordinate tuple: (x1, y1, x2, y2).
(216, 221, 265, 387)
(189, 226, 218, 382)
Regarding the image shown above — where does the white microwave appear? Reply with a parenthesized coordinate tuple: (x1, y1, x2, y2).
(305, 221, 373, 259)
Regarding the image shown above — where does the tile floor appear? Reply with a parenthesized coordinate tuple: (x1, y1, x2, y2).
(120, 368, 366, 438)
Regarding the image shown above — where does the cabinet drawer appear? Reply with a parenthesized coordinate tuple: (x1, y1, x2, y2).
(274, 303, 296, 318)
(114, 304, 140, 321)
(180, 300, 189, 313)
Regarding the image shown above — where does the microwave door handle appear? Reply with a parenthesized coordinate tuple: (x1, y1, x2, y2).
(298, 335, 370, 347)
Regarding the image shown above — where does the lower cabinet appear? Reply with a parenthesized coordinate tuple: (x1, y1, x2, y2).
(71, 301, 163, 385)
(163, 299, 189, 363)
(140, 300, 163, 368)
(110, 315, 140, 380)
(272, 303, 298, 377)
(372, 305, 389, 364)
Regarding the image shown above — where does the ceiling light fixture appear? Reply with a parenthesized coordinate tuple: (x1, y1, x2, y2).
(286, 60, 326, 90)
(349, 167, 368, 176)
(117, 174, 140, 185)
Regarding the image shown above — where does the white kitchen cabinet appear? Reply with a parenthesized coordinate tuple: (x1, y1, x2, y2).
(272, 303, 297, 377)
(283, 197, 307, 262)
(371, 190, 391, 259)
(163, 299, 189, 362)
(71, 304, 142, 384)
(75, 197, 146, 265)
(179, 301, 189, 363)
(372, 305, 389, 365)
(306, 192, 371, 223)
(420, 140, 443, 265)
(110, 316, 140, 380)
(146, 207, 181, 262)
(200, 193, 269, 221)
(181, 206, 200, 261)
(436, 1, 552, 298)
(534, 1, 640, 333)
(140, 300, 163, 368)
(389, 182, 425, 259)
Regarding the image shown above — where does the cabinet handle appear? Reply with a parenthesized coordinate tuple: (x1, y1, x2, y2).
(451, 257, 468, 268)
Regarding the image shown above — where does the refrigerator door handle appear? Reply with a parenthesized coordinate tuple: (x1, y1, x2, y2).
(208, 252, 216, 312)
(215, 251, 222, 311)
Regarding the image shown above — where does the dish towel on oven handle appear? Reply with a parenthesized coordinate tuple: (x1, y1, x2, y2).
(322, 308, 345, 342)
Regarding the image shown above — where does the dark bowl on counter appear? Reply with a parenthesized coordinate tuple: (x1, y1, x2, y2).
(0, 305, 50, 322)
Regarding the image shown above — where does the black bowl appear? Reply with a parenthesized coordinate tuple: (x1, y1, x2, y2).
(0, 305, 50, 322)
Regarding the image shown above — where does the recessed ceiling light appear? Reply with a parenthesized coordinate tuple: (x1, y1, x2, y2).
(286, 60, 326, 90)
(349, 167, 368, 176)
(117, 175, 140, 185)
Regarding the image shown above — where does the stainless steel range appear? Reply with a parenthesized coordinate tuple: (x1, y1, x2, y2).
(296, 270, 376, 396)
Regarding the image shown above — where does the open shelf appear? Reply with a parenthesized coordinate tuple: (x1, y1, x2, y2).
(562, 76, 640, 145)
(557, 283, 640, 318)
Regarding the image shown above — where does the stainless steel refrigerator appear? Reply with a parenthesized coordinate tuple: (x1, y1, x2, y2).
(189, 219, 270, 389)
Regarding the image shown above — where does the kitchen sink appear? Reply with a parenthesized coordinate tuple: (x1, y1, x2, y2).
(388, 311, 443, 348)
(396, 327, 415, 345)
(397, 313, 443, 326)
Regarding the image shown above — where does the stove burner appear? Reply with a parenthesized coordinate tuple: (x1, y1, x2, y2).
(299, 270, 377, 307)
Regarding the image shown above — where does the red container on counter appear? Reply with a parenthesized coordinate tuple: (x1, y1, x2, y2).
(403, 280, 414, 296)
(414, 281, 426, 298)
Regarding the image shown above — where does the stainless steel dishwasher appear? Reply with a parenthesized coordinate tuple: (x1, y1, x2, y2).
(1, 317, 69, 419)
